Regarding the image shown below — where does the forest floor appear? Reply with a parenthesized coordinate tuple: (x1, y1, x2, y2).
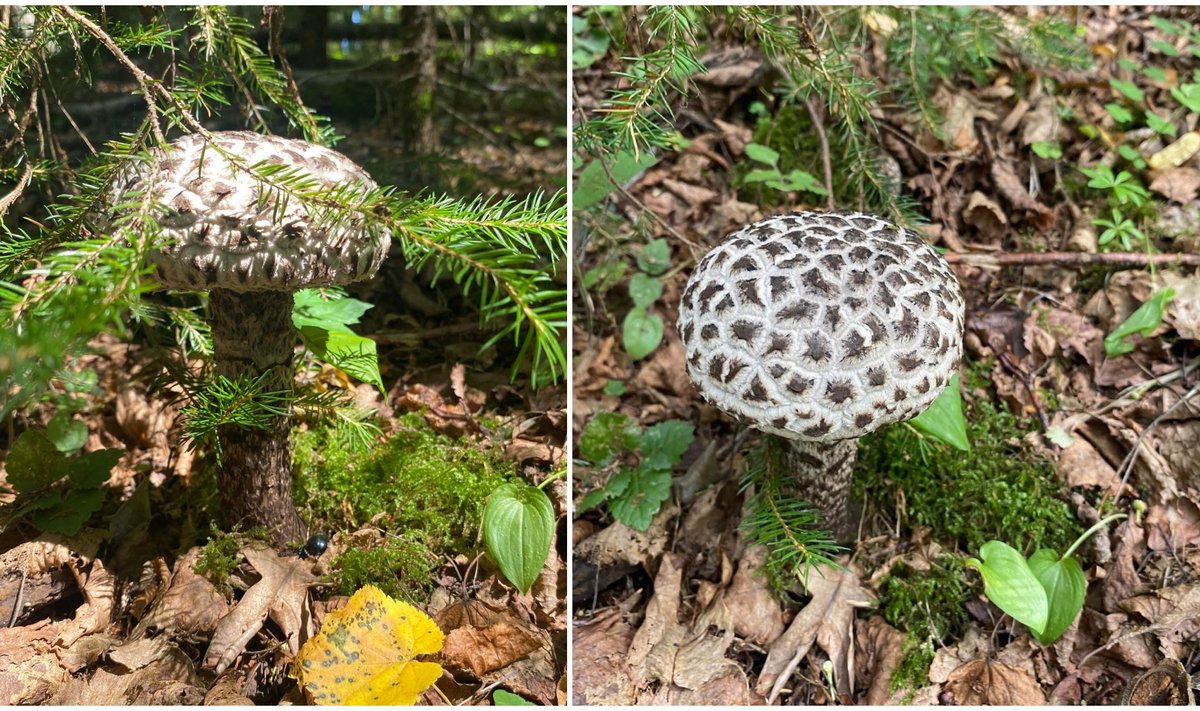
(572, 7, 1200, 706)
(0, 13, 567, 707)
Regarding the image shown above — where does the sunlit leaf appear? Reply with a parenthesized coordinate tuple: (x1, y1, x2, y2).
(910, 373, 970, 451)
(483, 482, 555, 593)
(295, 585, 444, 705)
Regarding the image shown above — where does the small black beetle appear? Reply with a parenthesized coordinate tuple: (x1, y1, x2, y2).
(299, 533, 329, 559)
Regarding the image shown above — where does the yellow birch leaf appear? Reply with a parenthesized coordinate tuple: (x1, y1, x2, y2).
(294, 585, 445, 705)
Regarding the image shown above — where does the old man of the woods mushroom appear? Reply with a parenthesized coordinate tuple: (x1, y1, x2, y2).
(111, 131, 391, 544)
(677, 211, 965, 541)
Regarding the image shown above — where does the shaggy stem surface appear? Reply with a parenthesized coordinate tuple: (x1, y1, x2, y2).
(781, 437, 858, 543)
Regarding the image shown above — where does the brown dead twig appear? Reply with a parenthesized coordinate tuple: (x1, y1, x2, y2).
(946, 251, 1200, 269)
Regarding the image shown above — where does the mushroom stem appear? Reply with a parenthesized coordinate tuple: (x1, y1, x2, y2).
(780, 438, 858, 542)
(208, 288, 306, 544)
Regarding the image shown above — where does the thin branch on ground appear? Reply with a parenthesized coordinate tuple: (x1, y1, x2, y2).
(946, 251, 1200, 269)
(803, 95, 835, 211)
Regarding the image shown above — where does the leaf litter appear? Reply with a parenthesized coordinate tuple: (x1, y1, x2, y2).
(574, 6, 1200, 705)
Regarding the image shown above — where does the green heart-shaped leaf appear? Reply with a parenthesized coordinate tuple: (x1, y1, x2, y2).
(966, 540, 1048, 635)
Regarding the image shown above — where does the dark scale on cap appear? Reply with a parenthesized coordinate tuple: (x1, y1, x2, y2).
(769, 275, 792, 300)
(765, 333, 791, 356)
(730, 255, 759, 273)
(803, 333, 831, 363)
(700, 323, 718, 340)
(825, 380, 854, 404)
(731, 320, 761, 343)
(746, 376, 769, 402)
(737, 279, 764, 307)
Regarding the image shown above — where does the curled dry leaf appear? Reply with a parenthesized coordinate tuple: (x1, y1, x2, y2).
(204, 544, 317, 674)
(757, 562, 874, 703)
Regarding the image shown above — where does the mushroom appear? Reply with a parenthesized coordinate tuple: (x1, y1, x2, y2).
(113, 131, 391, 544)
(677, 211, 964, 541)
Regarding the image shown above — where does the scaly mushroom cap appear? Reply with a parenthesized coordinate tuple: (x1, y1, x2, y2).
(113, 131, 391, 292)
(678, 211, 965, 442)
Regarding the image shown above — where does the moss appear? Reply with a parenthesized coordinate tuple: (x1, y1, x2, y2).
(292, 412, 517, 596)
(195, 527, 267, 596)
(876, 558, 970, 696)
(329, 536, 436, 602)
(855, 376, 1080, 555)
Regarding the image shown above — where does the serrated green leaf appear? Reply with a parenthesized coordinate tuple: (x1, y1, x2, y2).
(574, 150, 659, 210)
(628, 273, 664, 309)
(578, 412, 639, 464)
(1109, 78, 1145, 103)
(292, 289, 372, 332)
(483, 483, 555, 594)
(6, 431, 68, 493)
(1105, 102, 1133, 124)
(622, 308, 663, 360)
(743, 168, 783, 184)
(966, 540, 1048, 635)
(1027, 549, 1086, 645)
(31, 488, 103, 535)
(744, 142, 780, 167)
(909, 374, 969, 451)
(70, 449, 123, 488)
(638, 420, 694, 470)
(47, 413, 88, 454)
(1146, 112, 1177, 137)
(578, 486, 613, 513)
(608, 461, 671, 531)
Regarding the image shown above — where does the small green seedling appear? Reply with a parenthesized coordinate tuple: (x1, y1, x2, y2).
(966, 514, 1124, 645)
(577, 412, 694, 531)
(1, 428, 122, 535)
(741, 142, 827, 196)
(909, 373, 970, 451)
(622, 238, 670, 360)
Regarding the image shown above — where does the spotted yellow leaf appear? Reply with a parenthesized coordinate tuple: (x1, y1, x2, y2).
(294, 585, 445, 705)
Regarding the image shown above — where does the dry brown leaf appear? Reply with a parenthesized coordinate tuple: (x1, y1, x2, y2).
(963, 191, 1007, 238)
(441, 618, 542, 677)
(132, 547, 229, 638)
(723, 546, 785, 646)
(0, 620, 69, 704)
(1102, 518, 1147, 612)
(1057, 437, 1122, 491)
(1145, 501, 1200, 552)
(203, 544, 316, 674)
(857, 616, 907, 705)
(1021, 95, 1060, 146)
(571, 608, 638, 706)
(991, 161, 1054, 228)
(1149, 167, 1200, 203)
(1161, 272, 1200, 340)
(943, 659, 1047, 705)
(757, 562, 874, 702)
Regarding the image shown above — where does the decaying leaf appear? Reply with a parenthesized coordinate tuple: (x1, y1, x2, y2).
(203, 543, 317, 674)
(943, 659, 1047, 705)
(757, 562, 874, 703)
(294, 585, 444, 705)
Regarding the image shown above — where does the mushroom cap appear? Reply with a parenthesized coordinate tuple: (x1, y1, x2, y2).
(113, 131, 391, 292)
(677, 211, 965, 442)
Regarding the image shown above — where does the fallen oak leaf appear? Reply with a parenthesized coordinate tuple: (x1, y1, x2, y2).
(294, 585, 444, 705)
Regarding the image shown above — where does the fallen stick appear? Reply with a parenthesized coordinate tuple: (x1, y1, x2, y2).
(946, 251, 1200, 268)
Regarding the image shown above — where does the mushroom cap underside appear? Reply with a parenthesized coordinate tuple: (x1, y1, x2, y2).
(112, 131, 391, 292)
(677, 211, 965, 442)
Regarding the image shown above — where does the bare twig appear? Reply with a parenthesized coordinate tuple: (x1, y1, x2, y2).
(946, 251, 1200, 269)
(803, 95, 835, 210)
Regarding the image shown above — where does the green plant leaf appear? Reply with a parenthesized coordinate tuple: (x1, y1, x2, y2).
(577, 486, 612, 513)
(1146, 112, 1177, 137)
(298, 325, 384, 393)
(1027, 549, 1086, 645)
(783, 169, 828, 195)
(1109, 78, 1145, 103)
(578, 412, 639, 464)
(483, 482, 555, 594)
(608, 461, 672, 531)
(6, 431, 68, 493)
(636, 238, 671, 276)
(909, 374, 970, 451)
(965, 540, 1049, 635)
(628, 273, 664, 309)
(622, 308, 663, 360)
(493, 689, 535, 706)
(1031, 141, 1063, 159)
(1104, 287, 1176, 357)
(1104, 102, 1133, 124)
(743, 168, 784, 184)
(47, 413, 88, 454)
(292, 289, 372, 333)
(31, 488, 103, 535)
(602, 379, 626, 396)
(1171, 83, 1200, 112)
(574, 150, 659, 210)
(69, 448, 123, 488)
(744, 142, 780, 167)
(638, 420, 694, 470)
